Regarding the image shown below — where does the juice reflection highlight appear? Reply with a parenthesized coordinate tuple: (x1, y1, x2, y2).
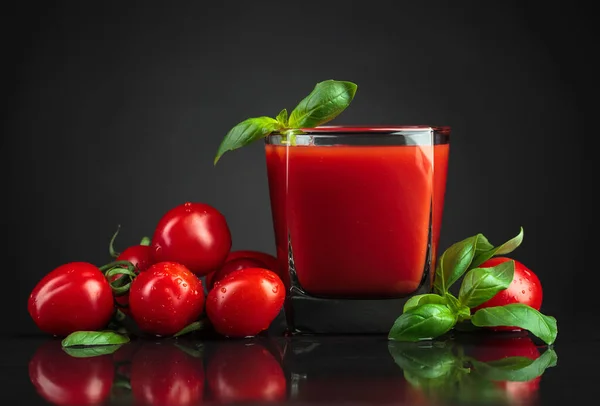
(266, 134, 448, 298)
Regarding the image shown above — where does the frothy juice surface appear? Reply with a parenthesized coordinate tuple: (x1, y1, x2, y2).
(266, 142, 448, 298)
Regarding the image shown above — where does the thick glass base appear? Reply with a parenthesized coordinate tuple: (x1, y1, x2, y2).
(285, 283, 432, 334)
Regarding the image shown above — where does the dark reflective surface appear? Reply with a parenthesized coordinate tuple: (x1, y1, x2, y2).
(0, 329, 595, 406)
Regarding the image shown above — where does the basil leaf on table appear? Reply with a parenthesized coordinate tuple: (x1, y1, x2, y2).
(389, 304, 457, 342)
(470, 347, 558, 382)
(458, 260, 515, 308)
(403, 294, 447, 313)
(288, 80, 357, 128)
(471, 227, 524, 268)
(62, 344, 124, 358)
(433, 234, 481, 294)
(62, 331, 130, 347)
(471, 303, 558, 345)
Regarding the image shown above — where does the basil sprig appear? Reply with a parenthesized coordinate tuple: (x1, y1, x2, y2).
(389, 227, 558, 344)
(214, 79, 357, 164)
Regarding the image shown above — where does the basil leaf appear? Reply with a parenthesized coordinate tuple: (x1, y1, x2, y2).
(388, 341, 456, 379)
(434, 234, 481, 294)
(174, 342, 205, 358)
(470, 347, 558, 382)
(62, 344, 123, 358)
(214, 116, 281, 164)
(471, 304, 558, 345)
(458, 260, 515, 308)
(62, 331, 130, 347)
(276, 108, 288, 126)
(172, 321, 204, 337)
(472, 227, 524, 268)
(444, 293, 471, 322)
(403, 294, 447, 313)
(288, 80, 357, 128)
(389, 304, 457, 342)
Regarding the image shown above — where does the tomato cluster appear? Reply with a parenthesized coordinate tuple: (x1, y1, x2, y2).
(27, 202, 285, 339)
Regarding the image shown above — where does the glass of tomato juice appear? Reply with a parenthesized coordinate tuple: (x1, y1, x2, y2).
(265, 126, 450, 333)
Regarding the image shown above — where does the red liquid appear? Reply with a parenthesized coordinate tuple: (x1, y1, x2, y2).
(266, 140, 449, 298)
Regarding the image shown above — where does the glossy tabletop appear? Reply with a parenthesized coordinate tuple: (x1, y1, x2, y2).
(0, 314, 595, 406)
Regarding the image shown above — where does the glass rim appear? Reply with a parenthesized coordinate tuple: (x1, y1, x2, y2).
(272, 125, 450, 136)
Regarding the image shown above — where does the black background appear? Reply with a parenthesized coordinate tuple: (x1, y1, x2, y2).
(3, 0, 594, 339)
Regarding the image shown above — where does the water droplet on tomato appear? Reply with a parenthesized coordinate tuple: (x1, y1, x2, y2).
(522, 290, 526, 294)
(176, 278, 182, 285)
(184, 202, 191, 207)
(528, 287, 532, 291)
(221, 287, 227, 293)
(272, 286, 278, 294)
(182, 283, 187, 288)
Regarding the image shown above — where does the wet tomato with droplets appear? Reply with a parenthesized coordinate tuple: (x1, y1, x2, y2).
(206, 268, 285, 338)
(206, 257, 266, 290)
(27, 262, 114, 336)
(129, 261, 205, 336)
(473, 257, 543, 331)
(150, 202, 232, 276)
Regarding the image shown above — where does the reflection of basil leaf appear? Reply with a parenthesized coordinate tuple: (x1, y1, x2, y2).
(471, 347, 558, 382)
(458, 260, 515, 308)
(472, 227, 524, 268)
(388, 342, 456, 379)
(62, 344, 123, 358)
(403, 294, 446, 313)
(62, 331, 130, 347)
(389, 304, 457, 342)
(472, 304, 558, 345)
(434, 235, 480, 294)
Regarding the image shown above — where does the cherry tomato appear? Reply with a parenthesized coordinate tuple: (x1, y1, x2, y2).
(473, 257, 543, 331)
(29, 340, 114, 406)
(206, 257, 266, 290)
(468, 336, 541, 403)
(207, 340, 286, 402)
(111, 244, 153, 315)
(206, 268, 285, 338)
(28, 262, 115, 336)
(150, 202, 232, 276)
(129, 261, 204, 336)
(226, 250, 279, 274)
(131, 342, 204, 406)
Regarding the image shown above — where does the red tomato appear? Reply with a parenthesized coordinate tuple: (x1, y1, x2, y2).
(206, 268, 285, 338)
(29, 340, 114, 406)
(150, 202, 232, 276)
(207, 340, 286, 402)
(131, 342, 204, 406)
(28, 262, 115, 336)
(473, 257, 543, 331)
(206, 257, 266, 290)
(226, 250, 279, 274)
(129, 262, 205, 336)
(468, 336, 541, 403)
(111, 244, 153, 315)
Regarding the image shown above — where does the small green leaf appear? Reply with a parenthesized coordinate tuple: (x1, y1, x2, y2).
(174, 342, 205, 358)
(470, 347, 558, 382)
(434, 234, 481, 294)
(214, 116, 281, 164)
(276, 108, 288, 126)
(472, 304, 558, 345)
(288, 80, 357, 128)
(62, 344, 123, 358)
(472, 227, 524, 268)
(62, 331, 130, 347)
(403, 294, 447, 313)
(172, 321, 204, 337)
(458, 260, 515, 308)
(140, 236, 151, 246)
(389, 304, 457, 342)
(444, 293, 471, 322)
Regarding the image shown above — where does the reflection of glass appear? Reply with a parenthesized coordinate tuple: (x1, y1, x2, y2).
(265, 126, 450, 334)
(388, 334, 558, 405)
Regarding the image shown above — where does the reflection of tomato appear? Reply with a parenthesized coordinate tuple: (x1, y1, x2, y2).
(130, 342, 205, 406)
(29, 340, 114, 406)
(207, 341, 286, 402)
(469, 336, 541, 404)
